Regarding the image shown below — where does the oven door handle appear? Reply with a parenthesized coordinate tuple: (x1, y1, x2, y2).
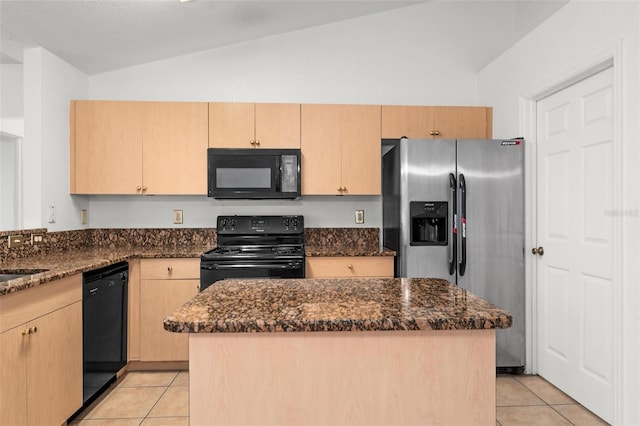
(205, 263, 303, 270)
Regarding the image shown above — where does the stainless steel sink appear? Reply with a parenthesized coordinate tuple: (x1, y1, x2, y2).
(0, 269, 49, 282)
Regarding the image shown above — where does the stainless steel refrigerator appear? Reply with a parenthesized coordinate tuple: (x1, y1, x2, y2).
(382, 138, 525, 372)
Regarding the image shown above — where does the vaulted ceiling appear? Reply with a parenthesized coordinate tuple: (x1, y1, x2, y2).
(0, 1, 568, 75)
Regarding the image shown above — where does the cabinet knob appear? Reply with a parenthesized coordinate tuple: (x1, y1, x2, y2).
(142, 186, 147, 191)
(22, 326, 37, 335)
(255, 140, 260, 146)
(342, 186, 347, 192)
(250, 140, 256, 146)
(167, 266, 173, 273)
(347, 264, 353, 269)
(337, 186, 342, 192)
(433, 130, 440, 136)
(136, 185, 142, 191)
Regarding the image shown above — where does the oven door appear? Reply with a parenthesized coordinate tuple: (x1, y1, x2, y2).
(200, 258, 305, 292)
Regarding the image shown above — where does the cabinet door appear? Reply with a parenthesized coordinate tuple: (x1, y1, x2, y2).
(73, 100, 144, 194)
(255, 103, 301, 148)
(381, 105, 493, 139)
(140, 279, 199, 361)
(432, 106, 492, 139)
(381, 105, 433, 139)
(306, 257, 394, 278)
(209, 102, 255, 148)
(301, 104, 342, 195)
(142, 102, 208, 194)
(340, 105, 381, 195)
(0, 327, 27, 426)
(27, 302, 82, 426)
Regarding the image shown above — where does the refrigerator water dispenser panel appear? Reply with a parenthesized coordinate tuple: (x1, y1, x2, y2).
(410, 201, 448, 246)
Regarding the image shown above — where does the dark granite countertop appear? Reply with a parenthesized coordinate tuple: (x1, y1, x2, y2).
(305, 246, 395, 257)
(0, 245, 210, 296)
(164, 277, 512, 333)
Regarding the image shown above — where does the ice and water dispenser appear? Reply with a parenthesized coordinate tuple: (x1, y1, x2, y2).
(410, 201, 448, 246)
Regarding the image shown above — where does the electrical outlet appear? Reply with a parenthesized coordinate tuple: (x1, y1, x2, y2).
(355, 210, 365, 224)
(81, 209, 88, 225)
(173, 209, 183, 224)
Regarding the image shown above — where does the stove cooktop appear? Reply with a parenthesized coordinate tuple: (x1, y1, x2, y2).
(202, 245, 304, 259)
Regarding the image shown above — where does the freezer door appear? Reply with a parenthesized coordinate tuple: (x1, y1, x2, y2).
(456, 139, 525, 369)
(399, 139, 456, 279)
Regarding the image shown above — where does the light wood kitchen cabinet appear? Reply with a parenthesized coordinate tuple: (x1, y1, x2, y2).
(381, 105, 492, 139)
(139, 259, 200, 362)
(306, 257, 394, 278)
(0, 274, 83, 426)
(71, 100, 208, 195)
(301, 104, 381, 195)
(209, 102, 301, 148)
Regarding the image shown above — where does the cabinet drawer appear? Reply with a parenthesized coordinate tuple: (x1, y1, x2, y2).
(140, 258, 200, 280)
(0, 274, 82, 333)
(306, 257, 394, 278)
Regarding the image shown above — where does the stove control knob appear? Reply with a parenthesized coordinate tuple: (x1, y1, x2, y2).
(283, 218, 290, 228)
(292, 218, 298, 228)
(220, 219, 227, 229)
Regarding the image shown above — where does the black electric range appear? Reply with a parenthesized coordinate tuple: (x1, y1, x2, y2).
(200, 215, 305, 291)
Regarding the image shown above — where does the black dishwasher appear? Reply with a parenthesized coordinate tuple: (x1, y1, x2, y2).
(83, 261, 128, 405)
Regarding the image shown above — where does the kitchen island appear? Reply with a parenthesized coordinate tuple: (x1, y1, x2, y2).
(165, 277, 512, 426)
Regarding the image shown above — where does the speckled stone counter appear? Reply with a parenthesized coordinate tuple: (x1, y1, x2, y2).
(304, 227, 394, 257)
(184, 277, 507, 425)
(164, 277, 511, 333)
(0, 245, 210, 296)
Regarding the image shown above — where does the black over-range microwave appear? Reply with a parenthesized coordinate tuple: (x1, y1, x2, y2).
(207, 148, 301, 199)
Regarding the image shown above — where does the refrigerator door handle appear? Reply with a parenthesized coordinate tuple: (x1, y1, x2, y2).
(459, 173, 467, 276)
(449, 173, 457, 275)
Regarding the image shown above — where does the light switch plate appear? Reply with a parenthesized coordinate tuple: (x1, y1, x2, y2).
(355, 210, 364, 224)
(173, 209, 183, 224)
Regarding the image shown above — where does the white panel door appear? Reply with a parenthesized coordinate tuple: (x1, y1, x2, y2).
(536, 67, 615, 423)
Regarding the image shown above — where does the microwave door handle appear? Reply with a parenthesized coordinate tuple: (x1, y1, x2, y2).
(275, 156, 282, 192)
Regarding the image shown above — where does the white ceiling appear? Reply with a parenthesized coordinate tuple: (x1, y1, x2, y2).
(0, 0, 568, 76)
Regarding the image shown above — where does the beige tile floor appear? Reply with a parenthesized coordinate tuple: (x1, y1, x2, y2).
(70, 371, 189, 425)
(497, 375, 609, 426)
(71, 371, 609, 425)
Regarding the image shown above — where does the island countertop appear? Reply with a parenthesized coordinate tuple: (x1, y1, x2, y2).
(164, 277, 512, 333)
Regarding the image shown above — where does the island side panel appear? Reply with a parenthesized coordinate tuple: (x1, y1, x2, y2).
(189, 329, 496, 426)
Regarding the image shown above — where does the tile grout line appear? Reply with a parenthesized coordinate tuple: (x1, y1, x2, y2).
(140, 371, 179, 421)
(510, 375, 578, 426)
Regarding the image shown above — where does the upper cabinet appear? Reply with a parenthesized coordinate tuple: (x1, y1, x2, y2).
(381, 106, 492, 139)
(209, 102, 300, 149)
(301, 104, 381, 195)
(71, 101, 208, 195)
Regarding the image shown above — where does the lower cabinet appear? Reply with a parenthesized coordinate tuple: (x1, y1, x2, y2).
(139, 259, 200, 362)
(306, 257, 394, 278)
(0, 274, 83, 426)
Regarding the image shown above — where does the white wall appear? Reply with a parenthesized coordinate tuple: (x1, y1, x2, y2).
(477, 2, 640, 424)
(87, 1, 523, 229)
(88, 195, 380, 229)
(0, 64, 23, 118)
(23, 47, 89, 231)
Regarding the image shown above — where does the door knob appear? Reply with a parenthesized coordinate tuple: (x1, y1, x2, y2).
(531, 246, 544, 256)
